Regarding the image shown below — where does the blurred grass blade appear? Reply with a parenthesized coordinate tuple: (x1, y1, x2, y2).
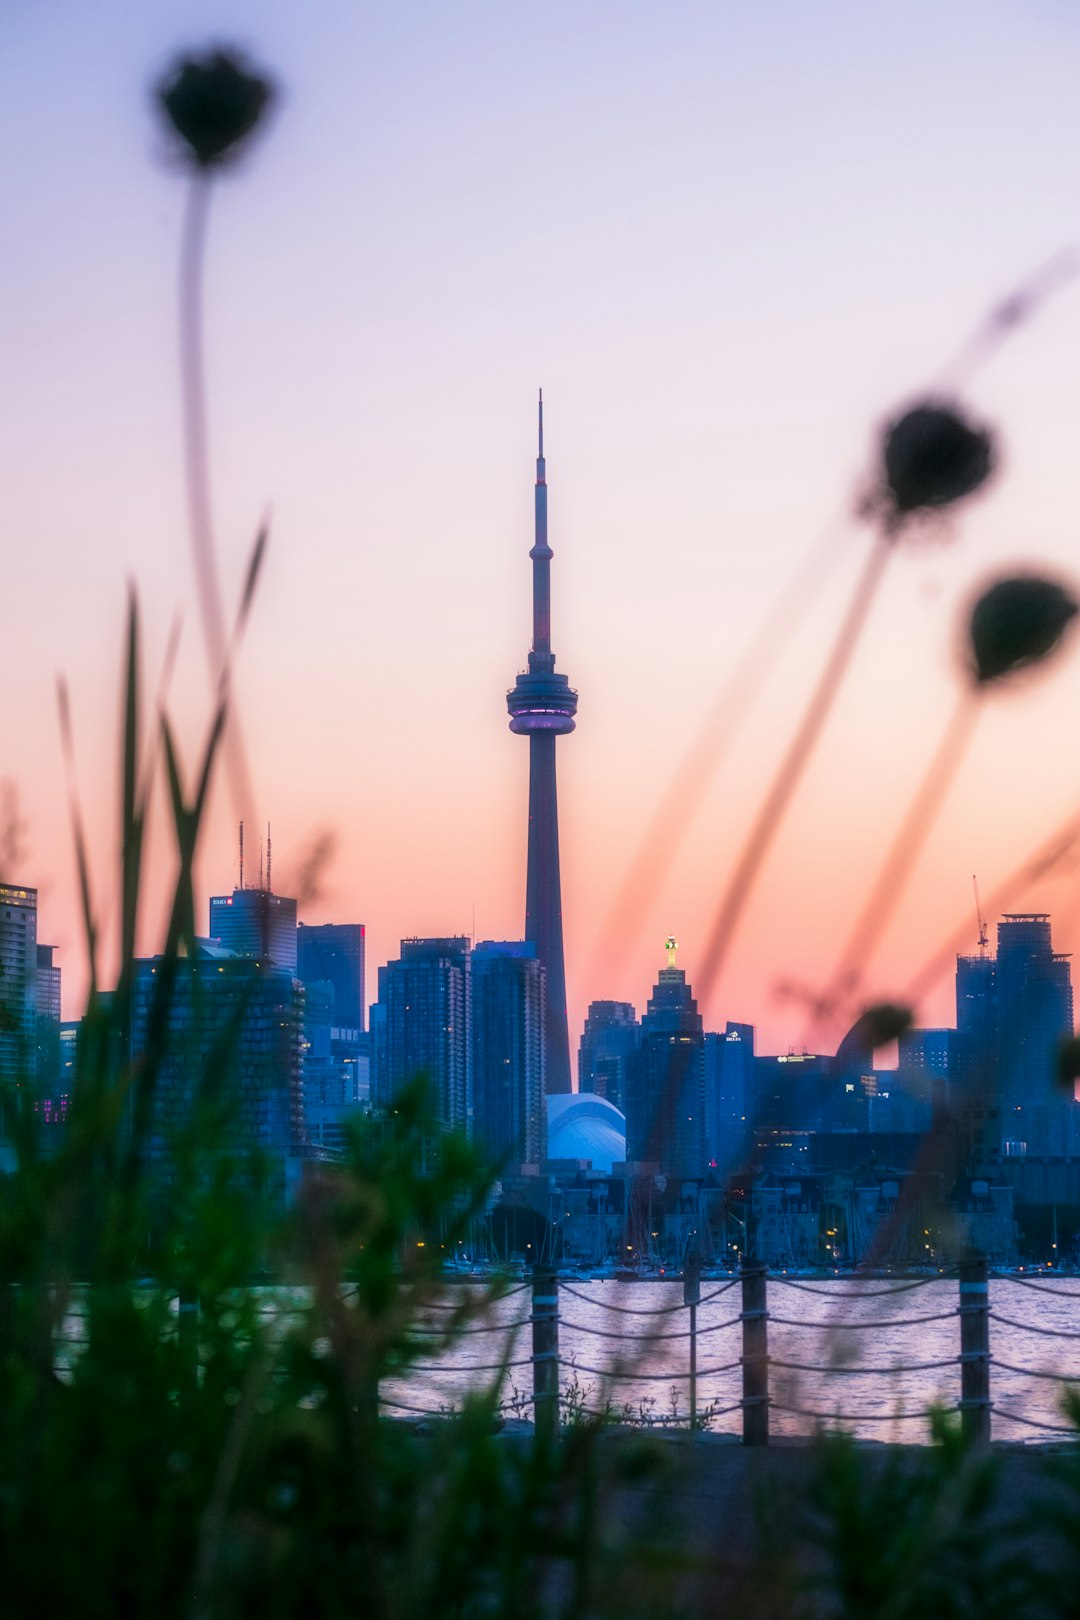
(56, 675, 98, 998)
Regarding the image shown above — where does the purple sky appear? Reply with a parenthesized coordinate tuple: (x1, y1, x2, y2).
(6, 1, 1080, 1053)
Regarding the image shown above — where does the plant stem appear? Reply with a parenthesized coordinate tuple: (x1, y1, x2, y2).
(697, 532, 893, 1010)
(178, 175, 257, 819)
(812, 687, 980, 1042)
(179, 176, 226, 677)
(903, 797, 1080, 1010)
(587, 512, 856, 991)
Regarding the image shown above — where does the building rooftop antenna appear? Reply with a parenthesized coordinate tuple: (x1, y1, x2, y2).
(267, 823, 272, 894)
(239, 820, 245, 891)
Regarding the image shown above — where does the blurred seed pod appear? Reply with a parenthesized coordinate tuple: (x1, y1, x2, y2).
(157, 48, 274, 169)
(833, 1001, 913, 1073)
(882, 402, 995, 519)
(853, 1002, 914, 1047)
(1058, 1035, 1080, 1093)
(969, 574, 1079, 685)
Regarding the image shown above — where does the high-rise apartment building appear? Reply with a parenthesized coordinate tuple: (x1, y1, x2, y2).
(34, 942, 62, 1095)
(0, 884, 37, 1084)
(373, 937, 471, 1133)
(471, 941, 545, 1167)
(625, 943, 705, 1176)
(703, 1020, 755, 1172)
(955, 914, 1075, 1155)
(297, 922, 365, 1031)
(209, 887, 297, 974)
(578, 1000, 639, 1111)
(131, 943, 306, 1198)
(898, 1026, 954, 1081)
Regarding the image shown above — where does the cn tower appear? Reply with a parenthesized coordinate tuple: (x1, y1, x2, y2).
(507, 393, 578, 1094)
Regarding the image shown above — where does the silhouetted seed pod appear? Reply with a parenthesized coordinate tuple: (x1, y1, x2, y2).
(157, 49, 274, 169)
(853, 1002, 914, 1048)
(1058, 1036, 1080, 1093)
(969, 575, 1078, 685)
(882, 402, 995, 518)
(833, 1002, 913, 1073)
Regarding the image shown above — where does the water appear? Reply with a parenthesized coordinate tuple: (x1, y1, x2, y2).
(380, 1275, 1080, 1442)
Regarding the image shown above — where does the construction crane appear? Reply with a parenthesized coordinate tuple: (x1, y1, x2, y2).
(973, 875, 989, 955)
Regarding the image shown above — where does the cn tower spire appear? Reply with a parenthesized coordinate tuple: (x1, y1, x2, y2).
(507, 394, 578, 1095)
(530, 388, 553, 669)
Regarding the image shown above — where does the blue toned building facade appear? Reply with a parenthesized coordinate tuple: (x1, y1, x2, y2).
(209, 887, 298, 975)
(297, 921, 365, 1031)
(578, 1000, 639, 1111)
(372, 937, 471, 1133)
(471, 941, 545, 1167)
(625, 943, 705, 1176)
(955, 914, 1076, 1156)
(703, 1020, 755, 1173)
(0, 884, 37, 1085)
(130, 943, 306, 1200)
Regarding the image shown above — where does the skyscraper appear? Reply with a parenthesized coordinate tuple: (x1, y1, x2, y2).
(297, 922, 365, 1031)
(578, 1000, 640, 1110)
(209, 887, 297, 974)
(625, 941, 705, 1176)
(373, 937, 471, 1133)
(955, 913, 1075, 1156)
(703, 1020, 755, 1172)
(471, 941, 545, 1166)
(507, 395, 577, 1095)
(34, 943, 62, 1095)
(131, 943, 306, 1200)
(0, 884, 37, 1084)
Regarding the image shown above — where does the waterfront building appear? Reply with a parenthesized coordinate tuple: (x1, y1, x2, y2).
(209, 886, 297, 975)
(34, 942, 61, 1090)
(955, 950, 998, 1094)
(703, 1021, 754, 1172)
(297, 921, 365, 1031)
(625, 940, 705, 1176)
(506, 395, 578, 1095)
(956, 913, 1075, 1156)
(0, 884, 37, 1084)
(996, 914, 1073, 1152)
(751, 1051, 831, 1162)
(372, 937, 471, 1133)
(471, 940, 545, 1167)
(578, 999, 639, 1110)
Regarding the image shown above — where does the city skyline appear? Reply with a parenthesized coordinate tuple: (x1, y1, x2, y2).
(6, 4, 1080, 1052)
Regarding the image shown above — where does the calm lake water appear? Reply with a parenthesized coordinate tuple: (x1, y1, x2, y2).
(379, 1275, 1080, 1443)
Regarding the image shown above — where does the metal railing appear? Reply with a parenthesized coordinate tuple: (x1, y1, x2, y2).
(50, 1259, 1080, 1444)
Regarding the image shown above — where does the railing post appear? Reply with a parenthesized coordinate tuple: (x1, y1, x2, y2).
(532, 1266, 559, 1439)
(741, 1263, 769, 1446)
(958, 1250, 990, 1448)
(684, 1250, 701, 1433)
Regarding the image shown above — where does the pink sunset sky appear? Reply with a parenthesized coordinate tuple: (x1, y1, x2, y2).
(5, 1, 1080, 1058)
